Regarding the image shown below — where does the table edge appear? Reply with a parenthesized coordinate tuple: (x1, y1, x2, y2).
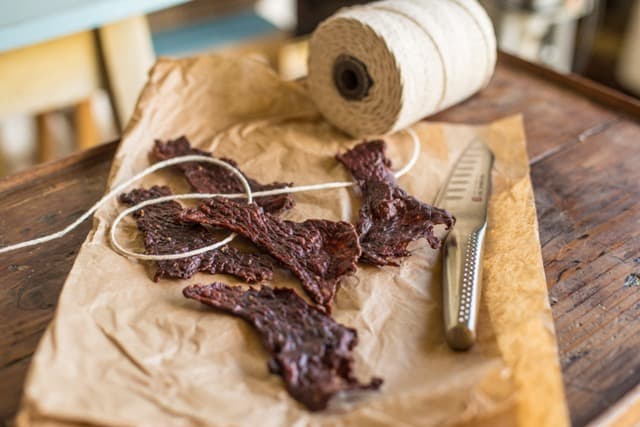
(498, 51, 640, 120)
(0, 141, 119, 193)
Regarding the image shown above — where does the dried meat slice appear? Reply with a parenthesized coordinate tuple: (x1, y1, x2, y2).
(153, 136, 294, 214)
(120, 186, 273, 283)
(181, 197, 360, 309)
(336, 140, 455, 266)
(183, 282, 382, 411)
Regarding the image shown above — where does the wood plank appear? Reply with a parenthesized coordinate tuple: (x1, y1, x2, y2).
(0, 31, 101, 117)
(0, 141, 118, 193)
(532, 120, 640, 427)
(35, 113, 58, 163)
(432, 56, 618, 162)
(74, 97, 100, 150)
(98, 15, 156, 128)
(589, 385, 640, 427)
(0, 143, 116, 423)
(498, 52, 640, 119)
(0, 355, 32, 425)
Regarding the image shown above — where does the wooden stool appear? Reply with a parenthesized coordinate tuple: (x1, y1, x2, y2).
(0, 16, 155, 163)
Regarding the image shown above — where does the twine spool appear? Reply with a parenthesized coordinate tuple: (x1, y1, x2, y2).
(308, 0, 497, 137)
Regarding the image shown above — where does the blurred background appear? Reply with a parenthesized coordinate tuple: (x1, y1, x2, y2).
(0, 0, 638, 177)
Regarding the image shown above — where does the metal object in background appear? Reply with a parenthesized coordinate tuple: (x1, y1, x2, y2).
(480, 0, 597, 72)
(436, 140, 494, 351)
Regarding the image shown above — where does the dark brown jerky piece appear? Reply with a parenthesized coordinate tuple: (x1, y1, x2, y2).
(336, 140, 455, 266)
(183, 283, 382, 411)
(153, 136, 295, 214)
(119, 186, 273, 283)
(181, 197, 360, 308)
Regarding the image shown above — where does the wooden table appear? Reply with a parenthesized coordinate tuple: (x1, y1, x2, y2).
(1, 53, 639, 426)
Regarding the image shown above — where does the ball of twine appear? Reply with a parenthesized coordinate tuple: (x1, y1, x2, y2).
(308, 0, 497, 137)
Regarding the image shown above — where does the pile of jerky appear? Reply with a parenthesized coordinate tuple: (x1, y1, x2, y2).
(120, 136, 454, 411)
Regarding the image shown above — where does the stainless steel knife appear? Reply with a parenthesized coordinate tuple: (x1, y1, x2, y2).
(435, 140, 494, 351)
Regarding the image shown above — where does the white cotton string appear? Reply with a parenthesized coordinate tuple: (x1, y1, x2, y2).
(394, 127, 420, 178)
(0, 128, 421, 259)
(109, 157, 253, 261)
(0, 155, 252, 255)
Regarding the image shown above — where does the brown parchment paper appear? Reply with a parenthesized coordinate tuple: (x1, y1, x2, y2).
(17, 54, 569, 427)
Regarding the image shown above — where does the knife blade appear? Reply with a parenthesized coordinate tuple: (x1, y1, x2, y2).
(436, 140, 494, 351)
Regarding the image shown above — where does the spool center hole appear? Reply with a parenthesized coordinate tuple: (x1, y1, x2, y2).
(333, 55, 372, 100)
(340, 68, 360, 93)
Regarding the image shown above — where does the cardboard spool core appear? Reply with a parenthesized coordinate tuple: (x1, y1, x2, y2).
(332, 55, 373, 101)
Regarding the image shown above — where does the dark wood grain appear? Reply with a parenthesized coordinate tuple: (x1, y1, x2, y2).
(1, 55, 640, 426)
(533, 121, 640, 427)
(431, 53, 620, 162)
(0, 142, 117, 422)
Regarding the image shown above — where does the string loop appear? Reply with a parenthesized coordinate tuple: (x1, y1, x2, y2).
(0, 128, 421, 260)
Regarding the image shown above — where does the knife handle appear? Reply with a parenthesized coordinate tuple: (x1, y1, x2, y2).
(442, 224, 487, 351)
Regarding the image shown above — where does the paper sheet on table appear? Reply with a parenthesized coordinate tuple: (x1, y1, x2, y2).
(17, 55, 569, 427)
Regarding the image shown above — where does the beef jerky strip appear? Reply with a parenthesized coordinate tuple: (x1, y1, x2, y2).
(120, 186, 273, 283)
(153, 136, 294, 214)
(336, 140, 455, 266)
(183, 283, 382, 411)
(180, 197, 360, 309)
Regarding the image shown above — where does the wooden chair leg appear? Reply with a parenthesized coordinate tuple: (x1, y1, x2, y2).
(74, 97, 99, 150)
(0, 123, 7, 177)
(0, 148, 6, 177)
(36, 113, 56, 163)
(98, 15, 155, 129)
